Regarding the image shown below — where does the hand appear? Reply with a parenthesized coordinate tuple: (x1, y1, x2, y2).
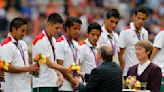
(57, 74, 64, 88)
(78, 72, 85, 78)
(0, 69, 5, 82)
(0, 69, 4, 78)
(71, 76, 82, 90)
(28, 64, 39, 72)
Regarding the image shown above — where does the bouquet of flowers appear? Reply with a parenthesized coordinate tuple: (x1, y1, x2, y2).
(33, 53, 46, 77)
(68, 63, 81, 77)
(125, 76, 141, 90)
(0, 59, 9, 81)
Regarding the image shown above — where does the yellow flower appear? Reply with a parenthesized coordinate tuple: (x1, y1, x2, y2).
(3, 61, 9, 71)
(72, 63, 76, 66)
(128, 85, 132, 89)
(38, 59, 46, 65)
(40, 54, 46, 60)
(76, 66, 81, 73)
(134, 81, 141, 88)
(71, 65, 76, 70)
(126, 79, 130, 83)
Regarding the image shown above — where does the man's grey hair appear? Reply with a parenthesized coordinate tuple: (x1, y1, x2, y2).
(97, 44, 113, 61)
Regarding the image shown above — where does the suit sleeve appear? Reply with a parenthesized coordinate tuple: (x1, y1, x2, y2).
(78, 68, 102, 92)
(149, 67, 162, 92)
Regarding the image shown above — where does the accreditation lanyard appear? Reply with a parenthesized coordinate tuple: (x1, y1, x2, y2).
(135, 30, 144, 41)
(64, 35, 77, 64)
(45, 31, 55, 61)
(107, 35, 116, 57)
(14, 41, 26, 65)
(86, 43, 98, 66)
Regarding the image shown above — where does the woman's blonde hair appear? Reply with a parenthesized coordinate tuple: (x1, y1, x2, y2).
(135, 40, 153, 58)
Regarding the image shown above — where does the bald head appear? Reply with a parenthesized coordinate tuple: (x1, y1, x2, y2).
(97, 44, 113, 61)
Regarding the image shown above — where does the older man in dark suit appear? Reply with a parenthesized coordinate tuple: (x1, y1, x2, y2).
(75, 44, 122, 92)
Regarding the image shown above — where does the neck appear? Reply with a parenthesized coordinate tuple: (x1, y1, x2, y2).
(105, 24, 112, 33)
(108, 32, 113, 38)
(45, 29, 52, 40)
(134, 24, 141, 33)
(10, 32, 18, 42)
(65, 33, 72, 41)
(139, 57, 148, 65)
(90, 41, 97, 48)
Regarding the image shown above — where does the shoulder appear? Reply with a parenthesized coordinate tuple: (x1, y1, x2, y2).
(149, 63, 161, 70)
(33, 33, 45, 45)
(156, 31, 164, 36)
(79, 41, 87, 48)
(91, 68, 100, 75)
(129, 64, 138, 71)
(120, 26, 131, 35)
(56, 36, 64, 43)
(142, 28, 148, 34)
(1, 37, 12, 46)
(123, 26, 131, 30)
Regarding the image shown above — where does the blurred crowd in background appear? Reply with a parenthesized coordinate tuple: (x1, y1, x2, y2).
(0, 0, 164, 45)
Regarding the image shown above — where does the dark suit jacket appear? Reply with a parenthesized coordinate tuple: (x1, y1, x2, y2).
(127, 63, 162, 92)
(78, 60, 122, 92)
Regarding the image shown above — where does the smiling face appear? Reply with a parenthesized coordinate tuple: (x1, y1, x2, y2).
(12, 24, 27, 40)
(133, 12, 148, 30)
(87, 29, 101, 46)
(135, 45, 148, 62)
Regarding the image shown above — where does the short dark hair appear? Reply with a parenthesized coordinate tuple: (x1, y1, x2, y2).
(9, 17, 27, 32)
(97, 45, 113, 61)
(106, 9, 120, 19)
(87, 22, 101, 33)
(64, 16, 82, 32)
(47, 13, 63, 24)
(134, 6, 149, 17)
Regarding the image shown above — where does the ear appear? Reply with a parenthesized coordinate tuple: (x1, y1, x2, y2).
(47, 22, 51, 27)
(12, 27, 16, 32)
(132, 14, 136, 20)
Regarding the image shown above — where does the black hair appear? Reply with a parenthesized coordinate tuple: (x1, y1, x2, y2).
(87, 22, 101, 33)
(106, 9, 120, 19)
(9, 17, 27, 32)
(64, 16, 82, 32)
(134, 6, 149, 17)
(47, 13, 64, 24)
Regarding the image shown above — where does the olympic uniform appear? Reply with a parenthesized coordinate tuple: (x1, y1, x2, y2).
(97, 25, 120, 65)
(119, 22, 148, 76)
(55, 35, 80, 91)
(79, 39, 98, 74)
(32, 30, 58, 88)
(1, 33, 31, 92)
